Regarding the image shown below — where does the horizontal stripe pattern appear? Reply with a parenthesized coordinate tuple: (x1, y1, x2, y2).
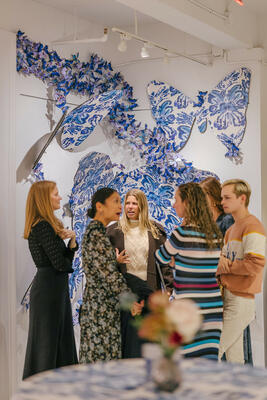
(156, 225, 222, 360)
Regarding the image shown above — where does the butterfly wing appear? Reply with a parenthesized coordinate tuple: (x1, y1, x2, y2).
(196, 67, 251, 159)
(61, 90, 124, 150)
(147, 81, 200, 153)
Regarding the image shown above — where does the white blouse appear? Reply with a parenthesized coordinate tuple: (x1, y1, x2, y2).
(124, 220, 149, 281)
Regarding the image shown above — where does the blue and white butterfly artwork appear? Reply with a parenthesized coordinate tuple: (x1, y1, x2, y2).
(147, 67, 251, 162)
(61, 89, 124, 150)
(147, 80, 207, 153)
(16, 33, 252, 317)
(68, 151, 218, 321)
(195, 67, 251, 160)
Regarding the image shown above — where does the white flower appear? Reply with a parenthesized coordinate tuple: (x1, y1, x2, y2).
(165, 299, 202, 343)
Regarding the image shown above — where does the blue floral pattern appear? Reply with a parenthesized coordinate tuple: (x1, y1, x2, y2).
(61, 90, 124, 149)
(32, 162, 44, 182)
(17, 31, 251, 172)
(147, 81, 201, 152)
(16, 32, 251, 324)
(14, 358, 267, 399)
(196, 67, 251, 159)
(149, 68, 251, 160)
(68, 152, 217, 324)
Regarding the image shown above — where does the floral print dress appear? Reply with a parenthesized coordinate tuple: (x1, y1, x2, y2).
(79, 220, 129, 363)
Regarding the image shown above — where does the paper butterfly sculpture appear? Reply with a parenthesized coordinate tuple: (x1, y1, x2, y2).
(60, 68, 251, 164)
(61, 89, 124, 149)
(147, 67, 251, 160)
(17, 32, 251, 319)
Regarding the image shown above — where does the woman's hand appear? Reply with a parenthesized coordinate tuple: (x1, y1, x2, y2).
(131, 300, 144, 316)
(60, 229, 76, 239)
(169, 256, 175, 268)
(116, 248, 130, 264)
(60, 229, 76, 248)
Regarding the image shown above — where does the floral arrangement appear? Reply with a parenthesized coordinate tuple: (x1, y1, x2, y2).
(128, 291, 202, 358)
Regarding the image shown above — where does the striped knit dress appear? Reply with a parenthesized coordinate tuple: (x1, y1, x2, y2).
(155, 225, 223, 360)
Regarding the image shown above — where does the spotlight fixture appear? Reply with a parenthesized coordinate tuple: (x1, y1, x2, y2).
(234, 0, 244, 5)
(118, 34, 127, 52)
(163, 53, 170, 64)
(111, 27, 210, 66)
(141, 44, 150, 58)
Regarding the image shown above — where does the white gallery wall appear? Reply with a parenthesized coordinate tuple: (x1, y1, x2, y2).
(0, 29, 17, 400)
(0, 0, 267, 397)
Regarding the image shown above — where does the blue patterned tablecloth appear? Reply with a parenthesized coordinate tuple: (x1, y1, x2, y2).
(13, 358, 267, 400)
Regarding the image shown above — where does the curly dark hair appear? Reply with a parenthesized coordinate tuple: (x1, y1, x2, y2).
(178, 182, 222, 248)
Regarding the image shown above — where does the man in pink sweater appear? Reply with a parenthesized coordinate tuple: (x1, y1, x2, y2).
(217, 179, 266, 364)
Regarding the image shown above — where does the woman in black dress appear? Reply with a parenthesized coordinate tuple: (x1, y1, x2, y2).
(23, 180, 78, 379)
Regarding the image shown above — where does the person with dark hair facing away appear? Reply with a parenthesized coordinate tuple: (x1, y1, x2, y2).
(200, 177, 234, 236)
(200, 177, 253, 364)
(79, 188, 140, 363)
(155, 182, 223, 360)
(23, 181, 78, 380)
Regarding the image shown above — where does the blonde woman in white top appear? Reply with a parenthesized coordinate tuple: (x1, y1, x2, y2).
(107, 189, 171, 292)
(107, 189, 171, 358)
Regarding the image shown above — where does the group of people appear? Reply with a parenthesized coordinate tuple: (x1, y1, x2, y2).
(22, 177, 266, 380)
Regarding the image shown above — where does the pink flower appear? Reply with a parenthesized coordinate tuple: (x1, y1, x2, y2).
(165, 299, 202, 343)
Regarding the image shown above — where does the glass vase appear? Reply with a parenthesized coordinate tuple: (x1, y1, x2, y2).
(151, 353, 182, 392)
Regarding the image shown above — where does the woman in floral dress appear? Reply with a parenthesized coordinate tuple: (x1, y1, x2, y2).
(79, 187, 135, 363)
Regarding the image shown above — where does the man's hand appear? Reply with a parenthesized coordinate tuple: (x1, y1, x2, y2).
(216, 255, 231, 275)
(116, 248, 130, 264)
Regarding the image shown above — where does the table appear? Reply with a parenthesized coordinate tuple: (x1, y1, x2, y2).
(13, 358, 267, 400)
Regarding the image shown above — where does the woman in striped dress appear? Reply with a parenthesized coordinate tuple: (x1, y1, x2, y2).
(155, 182, 223, 360)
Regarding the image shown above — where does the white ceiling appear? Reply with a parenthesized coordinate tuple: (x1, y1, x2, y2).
(32, 0, 267, 51)
(244, 0, 267, 15)
(33, 0, 157, 27)
(33, 0, 267, 26)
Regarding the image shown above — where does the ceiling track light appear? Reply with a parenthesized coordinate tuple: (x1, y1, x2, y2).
(118, 34, 127, 52)
(112, 27, 210, 66)
(163, 53, 170, 64)
(141, 45, 150, 58)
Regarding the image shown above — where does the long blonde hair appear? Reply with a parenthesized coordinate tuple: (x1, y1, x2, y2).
(119, 189, 160, 239)
(24, 180, 64, 239)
